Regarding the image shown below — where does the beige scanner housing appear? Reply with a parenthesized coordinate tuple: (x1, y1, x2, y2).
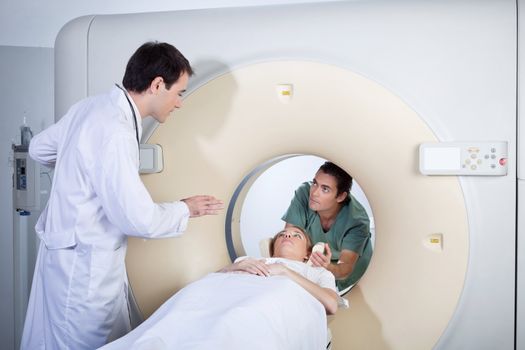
(127, 61, 468, 350)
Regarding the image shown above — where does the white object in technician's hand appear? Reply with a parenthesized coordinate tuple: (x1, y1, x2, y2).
(307, 242, 326, 266)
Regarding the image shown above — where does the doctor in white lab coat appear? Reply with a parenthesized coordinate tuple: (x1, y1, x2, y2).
(21, 41, 224, 350)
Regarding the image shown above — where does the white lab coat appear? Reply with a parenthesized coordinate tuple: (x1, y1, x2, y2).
(21, 86, 190, 350)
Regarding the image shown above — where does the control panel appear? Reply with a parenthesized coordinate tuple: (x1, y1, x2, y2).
(419, 141, 508, 176)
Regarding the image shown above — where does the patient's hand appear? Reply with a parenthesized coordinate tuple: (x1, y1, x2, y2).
(219, 258, 270, 276)
(266, 263, 289, 276)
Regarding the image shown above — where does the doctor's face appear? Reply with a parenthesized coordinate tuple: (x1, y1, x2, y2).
(309, 170, 347, 213)
(151, 72, 189, 123)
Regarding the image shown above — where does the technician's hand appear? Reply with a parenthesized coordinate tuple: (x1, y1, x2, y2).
(309, 243, 332, 268)
(182, 195, 224, 217)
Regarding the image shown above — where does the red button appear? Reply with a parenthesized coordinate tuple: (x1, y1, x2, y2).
(499, 158, 507, 166)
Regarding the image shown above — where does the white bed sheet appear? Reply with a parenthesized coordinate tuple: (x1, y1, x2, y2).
(100, 272, 327, 350)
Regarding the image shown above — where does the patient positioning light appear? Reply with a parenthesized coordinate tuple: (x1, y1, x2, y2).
(275, 84, 293, 103)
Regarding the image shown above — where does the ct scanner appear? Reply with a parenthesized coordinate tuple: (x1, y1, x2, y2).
(53, 1, 522, 349)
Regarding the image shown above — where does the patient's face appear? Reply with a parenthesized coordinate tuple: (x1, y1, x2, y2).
(273, 228, 309, 261)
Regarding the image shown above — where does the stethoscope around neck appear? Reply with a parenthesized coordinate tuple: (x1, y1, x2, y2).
(116, 84, 140, 150)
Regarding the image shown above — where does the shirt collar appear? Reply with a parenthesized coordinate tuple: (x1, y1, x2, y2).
(112, 84, 143, 141)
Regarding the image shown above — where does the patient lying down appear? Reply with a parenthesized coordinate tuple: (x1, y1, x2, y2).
(220, 226, 339, 315)
(100, 226, 337, 350)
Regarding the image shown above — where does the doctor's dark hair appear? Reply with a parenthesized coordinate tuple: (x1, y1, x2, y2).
(318, 161, 352, 203)
(122, 41, 194, 93)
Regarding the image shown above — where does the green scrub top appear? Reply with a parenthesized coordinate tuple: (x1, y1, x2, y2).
(282, 182, 373, 291)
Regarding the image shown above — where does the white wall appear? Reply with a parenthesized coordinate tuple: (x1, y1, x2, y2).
(0, 0, 340, 48)
(0, 45, 53, 349)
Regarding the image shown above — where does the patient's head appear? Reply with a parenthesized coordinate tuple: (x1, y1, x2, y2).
(269, 226, 312, 262)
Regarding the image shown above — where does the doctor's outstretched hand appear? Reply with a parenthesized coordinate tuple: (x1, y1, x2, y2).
(182, 195, 224, 217)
